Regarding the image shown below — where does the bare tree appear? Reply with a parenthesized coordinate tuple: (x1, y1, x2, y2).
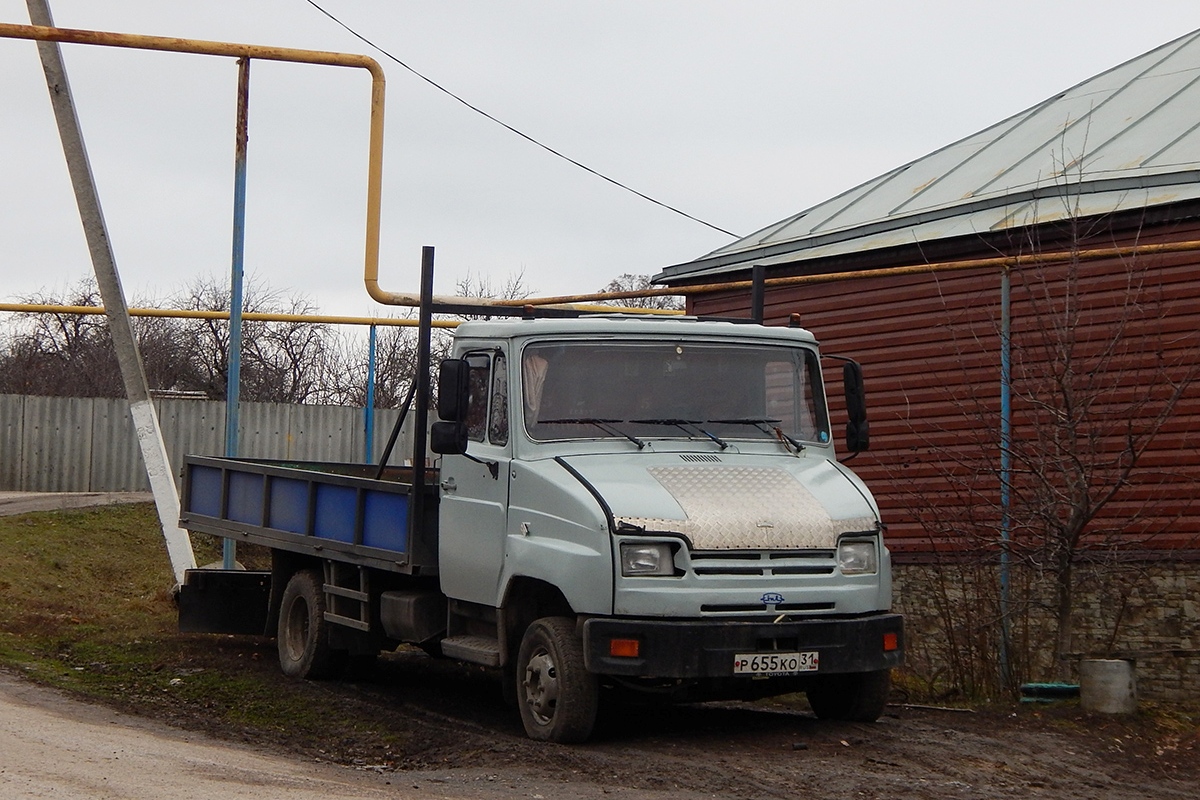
(170, 274, 245, 400)
(597, 273, 684, 310)
(244, 294, 330, 405)
(133, 311, 203, 395)
(892, 209, 1200, 694)
(1003, 222, 1200, 676)
(368, 321, 421, 409)
(455, 270, 532, 304)
(0, 281, 122, 397)
(169, 275, 336, 404)
(2, 269, 680, 408)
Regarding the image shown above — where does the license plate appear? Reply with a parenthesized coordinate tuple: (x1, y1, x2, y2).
(733, 651, 818, 676)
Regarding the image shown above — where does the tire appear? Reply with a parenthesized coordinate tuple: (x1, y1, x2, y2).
(277, 569, 342, 680)
(515, 617, 598, 743)
(806, 669, 891, 722)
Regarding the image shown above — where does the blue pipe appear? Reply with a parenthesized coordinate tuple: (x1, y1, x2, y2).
(365, 323, 377, 462)
(999, 267, 1012, 686)
(223, 57, 250, 571)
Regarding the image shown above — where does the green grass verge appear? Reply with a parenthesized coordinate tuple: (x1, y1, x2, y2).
(0, 503, 411, 759)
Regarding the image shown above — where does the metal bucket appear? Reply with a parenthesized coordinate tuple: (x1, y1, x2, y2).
(1079, 658, 1137, 714)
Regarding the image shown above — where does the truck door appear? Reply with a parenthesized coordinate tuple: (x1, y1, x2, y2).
(437, 350, 511, 606)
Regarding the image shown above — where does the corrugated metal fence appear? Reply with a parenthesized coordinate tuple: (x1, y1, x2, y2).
(0, 394, 410, 492)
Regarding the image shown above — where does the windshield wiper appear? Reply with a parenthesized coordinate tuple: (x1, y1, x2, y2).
(631, 418, 728, 450)
(708, 418, 805, 454)
(539, 418, 645, 449)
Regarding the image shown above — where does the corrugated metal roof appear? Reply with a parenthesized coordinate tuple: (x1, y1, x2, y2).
(658, 28, 1200, 282)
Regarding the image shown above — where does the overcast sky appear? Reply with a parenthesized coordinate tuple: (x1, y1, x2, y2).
(4, 1, 1200, 321)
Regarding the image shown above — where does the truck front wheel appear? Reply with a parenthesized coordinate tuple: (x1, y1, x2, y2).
(806, 669, 891, 722)
(278, 569, 342, 679)
(516, 617, 598, 743)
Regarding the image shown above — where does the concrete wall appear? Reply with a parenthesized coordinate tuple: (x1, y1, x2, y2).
(0, 394, 410, 492)
(893, 561, 1200, 704)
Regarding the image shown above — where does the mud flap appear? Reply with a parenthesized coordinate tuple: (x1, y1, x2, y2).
(177, 569, 271, 635)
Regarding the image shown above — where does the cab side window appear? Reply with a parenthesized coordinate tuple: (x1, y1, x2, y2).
(464, 354, 491, 442)
(489, 353, 509, 445)
(464, 351, 509, 445)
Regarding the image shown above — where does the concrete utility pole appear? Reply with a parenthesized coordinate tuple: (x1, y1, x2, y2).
(26, 0, 196, 585)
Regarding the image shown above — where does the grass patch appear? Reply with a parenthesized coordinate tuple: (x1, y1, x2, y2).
(0, 503, 412, 761)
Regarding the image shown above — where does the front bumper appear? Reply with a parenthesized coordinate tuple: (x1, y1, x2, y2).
(582, 613, 903, 678)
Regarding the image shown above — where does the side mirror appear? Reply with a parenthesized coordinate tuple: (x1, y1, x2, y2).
(430, 420, 468, 455)
(437, 359, 471, 422)
(843, 361, 869, 452)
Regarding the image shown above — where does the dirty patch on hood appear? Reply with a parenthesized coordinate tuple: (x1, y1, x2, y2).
(616, 465, 876, 550)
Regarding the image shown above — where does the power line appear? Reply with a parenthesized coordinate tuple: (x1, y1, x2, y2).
(304, 0, 740, 238)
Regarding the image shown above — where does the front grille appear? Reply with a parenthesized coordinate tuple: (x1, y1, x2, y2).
(776, 602, 836, 611)
(699, 601, 836, 613)
(689, 550, 836, 577)
(701, 603, 767, 613)
(688, 549, 841, 616)
(694, 566, 764, 576)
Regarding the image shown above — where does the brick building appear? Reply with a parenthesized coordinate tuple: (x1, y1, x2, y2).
(656, 30, 1200, 700)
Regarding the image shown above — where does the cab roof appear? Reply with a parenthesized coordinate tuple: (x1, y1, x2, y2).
(452, 314, 819, 346)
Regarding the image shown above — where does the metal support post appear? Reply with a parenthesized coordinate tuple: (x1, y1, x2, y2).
(365, 323, 377, 462)
(999, 266, 1013, 689)
(223, 56, 251, 571)
(750, 264, 766, 324)
(408, 247, 436, 542)
(26, 0, 196, 585)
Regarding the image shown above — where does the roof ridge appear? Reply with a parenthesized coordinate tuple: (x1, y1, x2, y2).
(661, 28, 1200, 281)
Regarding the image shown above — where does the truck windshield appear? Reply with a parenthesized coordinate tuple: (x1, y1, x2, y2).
(522, 340, 829, 445)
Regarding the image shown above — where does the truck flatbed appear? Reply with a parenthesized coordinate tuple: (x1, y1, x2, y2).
(180, 455, 439, 574)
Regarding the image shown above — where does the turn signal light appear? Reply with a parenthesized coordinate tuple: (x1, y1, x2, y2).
(883, 632, 899, 652)
(609, 638, 640, 658)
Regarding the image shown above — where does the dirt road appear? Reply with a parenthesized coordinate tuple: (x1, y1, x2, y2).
(4, 651, 1197, 800)
(324, 647, 1200, 800)
(1, 668, 707, 800)
(0, 491, 152, 516)
(0, 669, 388, 799)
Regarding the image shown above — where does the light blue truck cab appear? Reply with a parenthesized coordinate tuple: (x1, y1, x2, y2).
(432, 315, 902, 740)
(178, 313, 902, 743)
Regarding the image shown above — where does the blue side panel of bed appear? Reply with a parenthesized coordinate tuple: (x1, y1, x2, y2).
(314, 483, 357, 544)
(228, 472, 263, 525)
(362, 491, 408, 552)
(189, 466, 222, 517)
(268, 478, 309, 534)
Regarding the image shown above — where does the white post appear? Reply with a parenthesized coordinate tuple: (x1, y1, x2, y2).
(27, 0, 196, 585)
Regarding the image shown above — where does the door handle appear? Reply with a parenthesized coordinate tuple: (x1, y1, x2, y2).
(440, 477, 457, 492)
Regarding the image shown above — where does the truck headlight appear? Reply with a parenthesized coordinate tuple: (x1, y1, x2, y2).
(837, 539, 878, 575)
(620, 542, 675, 576)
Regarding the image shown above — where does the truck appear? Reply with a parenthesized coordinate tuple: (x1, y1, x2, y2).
(176, 261, 903, 743)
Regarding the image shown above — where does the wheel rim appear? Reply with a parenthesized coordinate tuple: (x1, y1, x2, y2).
(284, 596, 310, 662)
(522, 647, 560, 726)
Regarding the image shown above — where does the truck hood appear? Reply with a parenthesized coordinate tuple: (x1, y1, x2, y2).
(558, 454, 879, 550)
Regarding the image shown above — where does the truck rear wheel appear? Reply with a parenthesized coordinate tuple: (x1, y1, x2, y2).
(278, 569, 342, 680)
(806, 669, 891, 722)
(516, 617, 598, 743)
